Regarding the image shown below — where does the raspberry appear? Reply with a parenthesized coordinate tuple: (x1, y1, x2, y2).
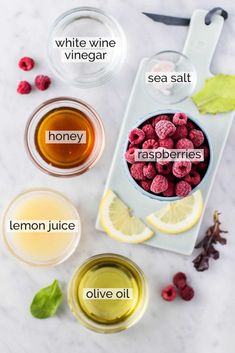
(125, 147, 137, 164)
(129, 142, 140, 149)
(173, 161, 192, 178)
(143, 163, 156, 179)
(140, 180, 152, 191)
(202, 145, 209, 159)
(172, 125, 188, 140)
(166, 174, 176, 182)
(130, 162, 145, 180)
(197, 161, 208, 171)
(176, 138, 194, 149)
(189, 129, 204, 147)
(156, 162, 172, 175)
(152, 115, 170, 127)
(175, 181, 192, 197)
(161, 285, 177, 302)
(159, 137, 174, 149)
(35, 75, 51, 91)
(163, 181, 175, 197)
(17, 80, 32, 94)
(186, 120, 196, 130)
(184, 170, 201, 186)
(18, 56, 34, 71)
(179, 285, 194, 301)
(173, 112, 187, 126)
(156, 147, 170, 166)
(173, 272, 187, 289)
(142, 139, 158, 149)
(129, 128, 145, 145)
(142, 124, 156, 140)
(155, 120, 176, 139)
(150, 175, 168, 194)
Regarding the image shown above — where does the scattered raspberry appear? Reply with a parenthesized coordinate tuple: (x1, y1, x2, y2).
(130, 162, 146, 180)
(124, 147, 137, 164)
(143, 163, 156, 179)
(176, 138, 194, 150)
(163, 181, 175, 197)
(175, 180, 192, 197)
(155, 120, 176, 139)
(172, 125, 188, 140)
(173, 272, 187, 289)
(142, 124, 156, 140)
(152, 115, 170, 127)
(17, 80, 32, 94)
(184, 170, 201, 186)
(161, 285, 177, 302)
(159, 137, 174, 149)
(189, 129, 204, 147)
(150, 175, 168, 194)
(173, 112, 187, 126)
(186, 120, 196, 130)
(140, 180, 152, 191)
(129, 128, 145, 145)
(156, 162, 172, 175)
(180, 285, 194, 301)
(35, 75, 51, 91)
(173, 161, 192, 178)
(18, 56, 35, 71)
(142, 139, 158, 149)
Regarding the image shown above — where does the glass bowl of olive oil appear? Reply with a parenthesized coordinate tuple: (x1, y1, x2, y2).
(25, 97, 105, 177)
(68, 253, 148, 333)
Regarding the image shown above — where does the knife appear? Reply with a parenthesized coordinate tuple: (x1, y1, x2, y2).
(142, 12, 190, 26)
(142, 7, 228, 27)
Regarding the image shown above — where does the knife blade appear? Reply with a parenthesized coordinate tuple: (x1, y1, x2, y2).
(142, 12, 190, 26)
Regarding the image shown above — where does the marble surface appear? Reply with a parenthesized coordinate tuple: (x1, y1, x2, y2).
(0, 0, 235, 352)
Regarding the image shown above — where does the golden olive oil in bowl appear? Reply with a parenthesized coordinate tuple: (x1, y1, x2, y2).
(68, 253, 148, 333)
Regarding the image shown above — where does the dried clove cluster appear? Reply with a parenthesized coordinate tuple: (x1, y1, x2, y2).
(193, 211, 228, 271)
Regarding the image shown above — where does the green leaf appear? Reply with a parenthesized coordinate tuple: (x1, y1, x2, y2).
(30, 280, 63, 319)
(192, 74, 235, 114)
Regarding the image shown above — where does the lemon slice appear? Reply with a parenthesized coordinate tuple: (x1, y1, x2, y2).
(99, 190, 154, 243)
(146, 190, 203, 234)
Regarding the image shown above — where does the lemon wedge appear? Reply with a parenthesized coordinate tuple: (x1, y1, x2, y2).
(146, 190, 203, 234)
(99, 190, 154, 243)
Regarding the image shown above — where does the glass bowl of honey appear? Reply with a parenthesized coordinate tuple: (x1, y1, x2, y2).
(25, 97, 105, 177)
(68, 253, 148, 333)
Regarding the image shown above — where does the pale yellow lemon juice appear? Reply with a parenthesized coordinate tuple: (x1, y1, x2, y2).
(2, 189, 81, 266)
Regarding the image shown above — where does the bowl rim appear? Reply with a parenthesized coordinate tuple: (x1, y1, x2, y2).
(123, 109, 213, 202)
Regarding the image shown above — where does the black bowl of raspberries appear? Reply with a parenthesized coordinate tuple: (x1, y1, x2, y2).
(124, 111, 212, 201)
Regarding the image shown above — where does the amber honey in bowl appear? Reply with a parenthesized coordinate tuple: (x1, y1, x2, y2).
(35, 107, 95, 169)
(25, 97, 105, 177)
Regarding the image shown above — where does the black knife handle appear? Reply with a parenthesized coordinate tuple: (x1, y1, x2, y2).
(205, 7, 228, 25)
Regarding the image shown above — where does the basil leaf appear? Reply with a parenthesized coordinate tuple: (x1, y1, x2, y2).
(192, 74, 235, 114)
(30, 280, 63, 319)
